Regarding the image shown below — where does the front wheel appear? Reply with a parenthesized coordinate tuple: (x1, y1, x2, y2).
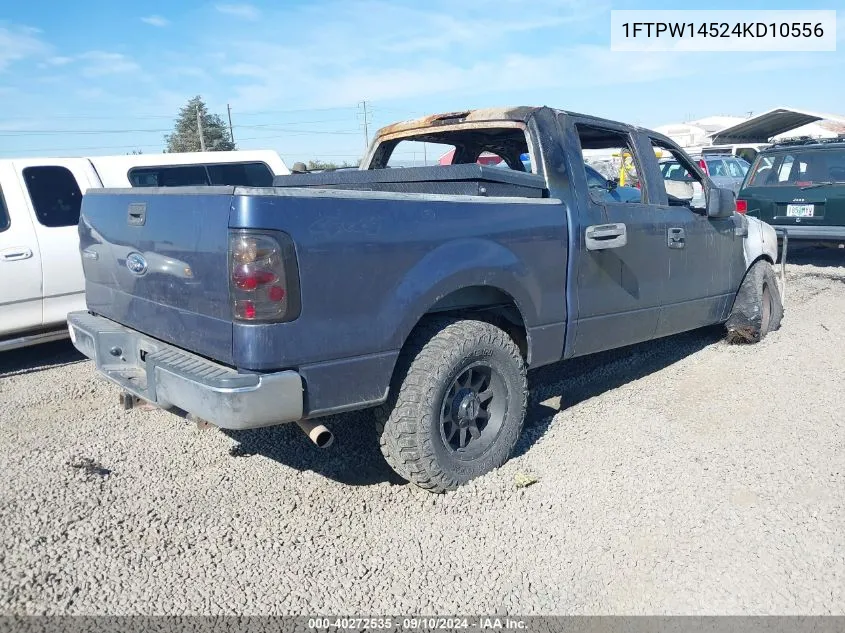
(376, 318, 528, 492)
(725, 259, 784, 344)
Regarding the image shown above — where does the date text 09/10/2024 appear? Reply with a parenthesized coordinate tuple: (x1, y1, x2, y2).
(307, 617, 527, 630)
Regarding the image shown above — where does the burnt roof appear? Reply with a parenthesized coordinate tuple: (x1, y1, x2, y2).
(375, 106, 541, 137)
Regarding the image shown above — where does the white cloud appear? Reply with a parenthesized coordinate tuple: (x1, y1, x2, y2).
(141, 15, 170, 28)
(0, 25, 49, 71)
(79, 51, 141, 77)
(45, 56, 73, 66)
(215, 4, 260, 20)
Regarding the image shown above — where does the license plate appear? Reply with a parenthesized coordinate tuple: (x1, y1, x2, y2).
(786, 204, 814, 217)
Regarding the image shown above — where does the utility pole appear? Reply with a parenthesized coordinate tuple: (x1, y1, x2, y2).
(196, 106, 207, 152)
(358, 100, 370, 150)
(227, 103, 235, 144)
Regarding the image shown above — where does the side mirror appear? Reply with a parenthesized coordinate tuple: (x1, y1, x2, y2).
(607, 177, 619, 191)
(706, 186, 736, 218)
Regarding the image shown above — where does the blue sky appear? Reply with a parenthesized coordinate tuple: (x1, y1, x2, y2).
(0, 0, 843, 165)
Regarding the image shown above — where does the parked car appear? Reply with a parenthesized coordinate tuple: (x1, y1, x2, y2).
(736, 137, 845, 243)
(0, 150, 289, 352)
(701, 143, 770, 165)
(68, 106, 782, 492)
(694, 153, 751, 195)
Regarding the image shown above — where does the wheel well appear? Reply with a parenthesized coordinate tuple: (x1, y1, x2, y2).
(416, 286, 529, 360)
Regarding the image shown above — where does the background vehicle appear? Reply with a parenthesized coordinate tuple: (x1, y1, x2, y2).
(693, 153, 750, 195)
(737, 137, 845, 243)
(700, 143, 770, 165)
(0, 150, 289, 352)
(68, 106, 782, 492)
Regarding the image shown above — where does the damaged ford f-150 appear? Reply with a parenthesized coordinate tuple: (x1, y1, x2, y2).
(67, 106, 784, 492)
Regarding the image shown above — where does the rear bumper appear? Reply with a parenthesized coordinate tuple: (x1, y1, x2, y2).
(771, 224, 845, 242)
(67, 311, 303, 430)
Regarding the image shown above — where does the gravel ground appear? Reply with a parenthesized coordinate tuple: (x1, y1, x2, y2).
(1, 247, 844, 616)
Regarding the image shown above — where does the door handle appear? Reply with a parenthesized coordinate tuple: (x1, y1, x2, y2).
(1, 247, 34, 261)
(585, 223, 627, 251)
(667, 227, 686, 249)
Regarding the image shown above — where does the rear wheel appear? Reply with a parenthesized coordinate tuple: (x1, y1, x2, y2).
(376, 318, 528, 492)
(726, 259, 784, 344)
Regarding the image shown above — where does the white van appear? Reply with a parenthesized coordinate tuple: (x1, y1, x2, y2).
(0, 150, 289, 352)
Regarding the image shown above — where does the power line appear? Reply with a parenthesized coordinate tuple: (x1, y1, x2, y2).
(0, 123, 365, 137)
(0, 133, 378, 156)
(0, 104, 364, 122)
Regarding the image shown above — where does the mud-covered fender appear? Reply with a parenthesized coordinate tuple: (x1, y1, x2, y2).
(378, 237, 543, 353)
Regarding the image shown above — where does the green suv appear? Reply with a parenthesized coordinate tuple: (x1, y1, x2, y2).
(737, 138, 845, 243)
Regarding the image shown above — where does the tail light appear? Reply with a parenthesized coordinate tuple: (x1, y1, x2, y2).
(735, 199, 748, 214)
(229, 230, 300, 323)
(698, 159, 709, 175)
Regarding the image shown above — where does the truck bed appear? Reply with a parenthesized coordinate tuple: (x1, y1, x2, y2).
(272, 164, 548, 198)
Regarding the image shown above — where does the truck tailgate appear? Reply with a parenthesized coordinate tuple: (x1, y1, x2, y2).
(78, 187, 236, 365)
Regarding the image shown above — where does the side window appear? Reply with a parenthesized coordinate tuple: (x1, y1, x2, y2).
(0, 187, 10, 232)
(575, 124, 646, 204)
(206, 162, 274, 187)
(747, 156, 775, 186)
(650, 140, 706, 210)
(23, 166, 83, 228)
(736, 148, 758, 165)
(128, 165, 209, 187)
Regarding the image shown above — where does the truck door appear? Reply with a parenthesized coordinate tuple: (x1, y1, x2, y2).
(643, 138, 742, 337)
(14, 159, 102, 328)
(563, 119, 668, 357)
(0, 163, 43, 336)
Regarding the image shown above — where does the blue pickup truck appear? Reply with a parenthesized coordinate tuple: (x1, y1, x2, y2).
(68, 106, 783, 492)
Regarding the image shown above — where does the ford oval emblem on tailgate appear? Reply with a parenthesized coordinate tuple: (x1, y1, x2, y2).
(126, 252, 148, 276)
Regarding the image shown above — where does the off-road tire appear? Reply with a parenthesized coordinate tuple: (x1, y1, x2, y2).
(725, 259, 784, 344)
(375, 318, 528, 492)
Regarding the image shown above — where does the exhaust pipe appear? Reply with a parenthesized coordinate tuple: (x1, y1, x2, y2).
(295, 419, 334, 449)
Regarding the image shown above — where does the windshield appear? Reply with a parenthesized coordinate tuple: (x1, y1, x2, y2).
(746, 147, 845, 187)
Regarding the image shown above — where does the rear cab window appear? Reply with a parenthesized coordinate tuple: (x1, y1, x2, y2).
(128, 162, 274, 187)
(747, 147, 845, 187)
(22, 166, 83, 228)
(370, 124, 535, 174)
(706, 159, 728, 177)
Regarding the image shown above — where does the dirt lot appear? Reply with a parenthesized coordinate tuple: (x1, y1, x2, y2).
(1, 247, 843, 615)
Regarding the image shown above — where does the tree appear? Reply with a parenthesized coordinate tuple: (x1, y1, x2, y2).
(307, 159, 358, 171)
(164, 96, 235, 153)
